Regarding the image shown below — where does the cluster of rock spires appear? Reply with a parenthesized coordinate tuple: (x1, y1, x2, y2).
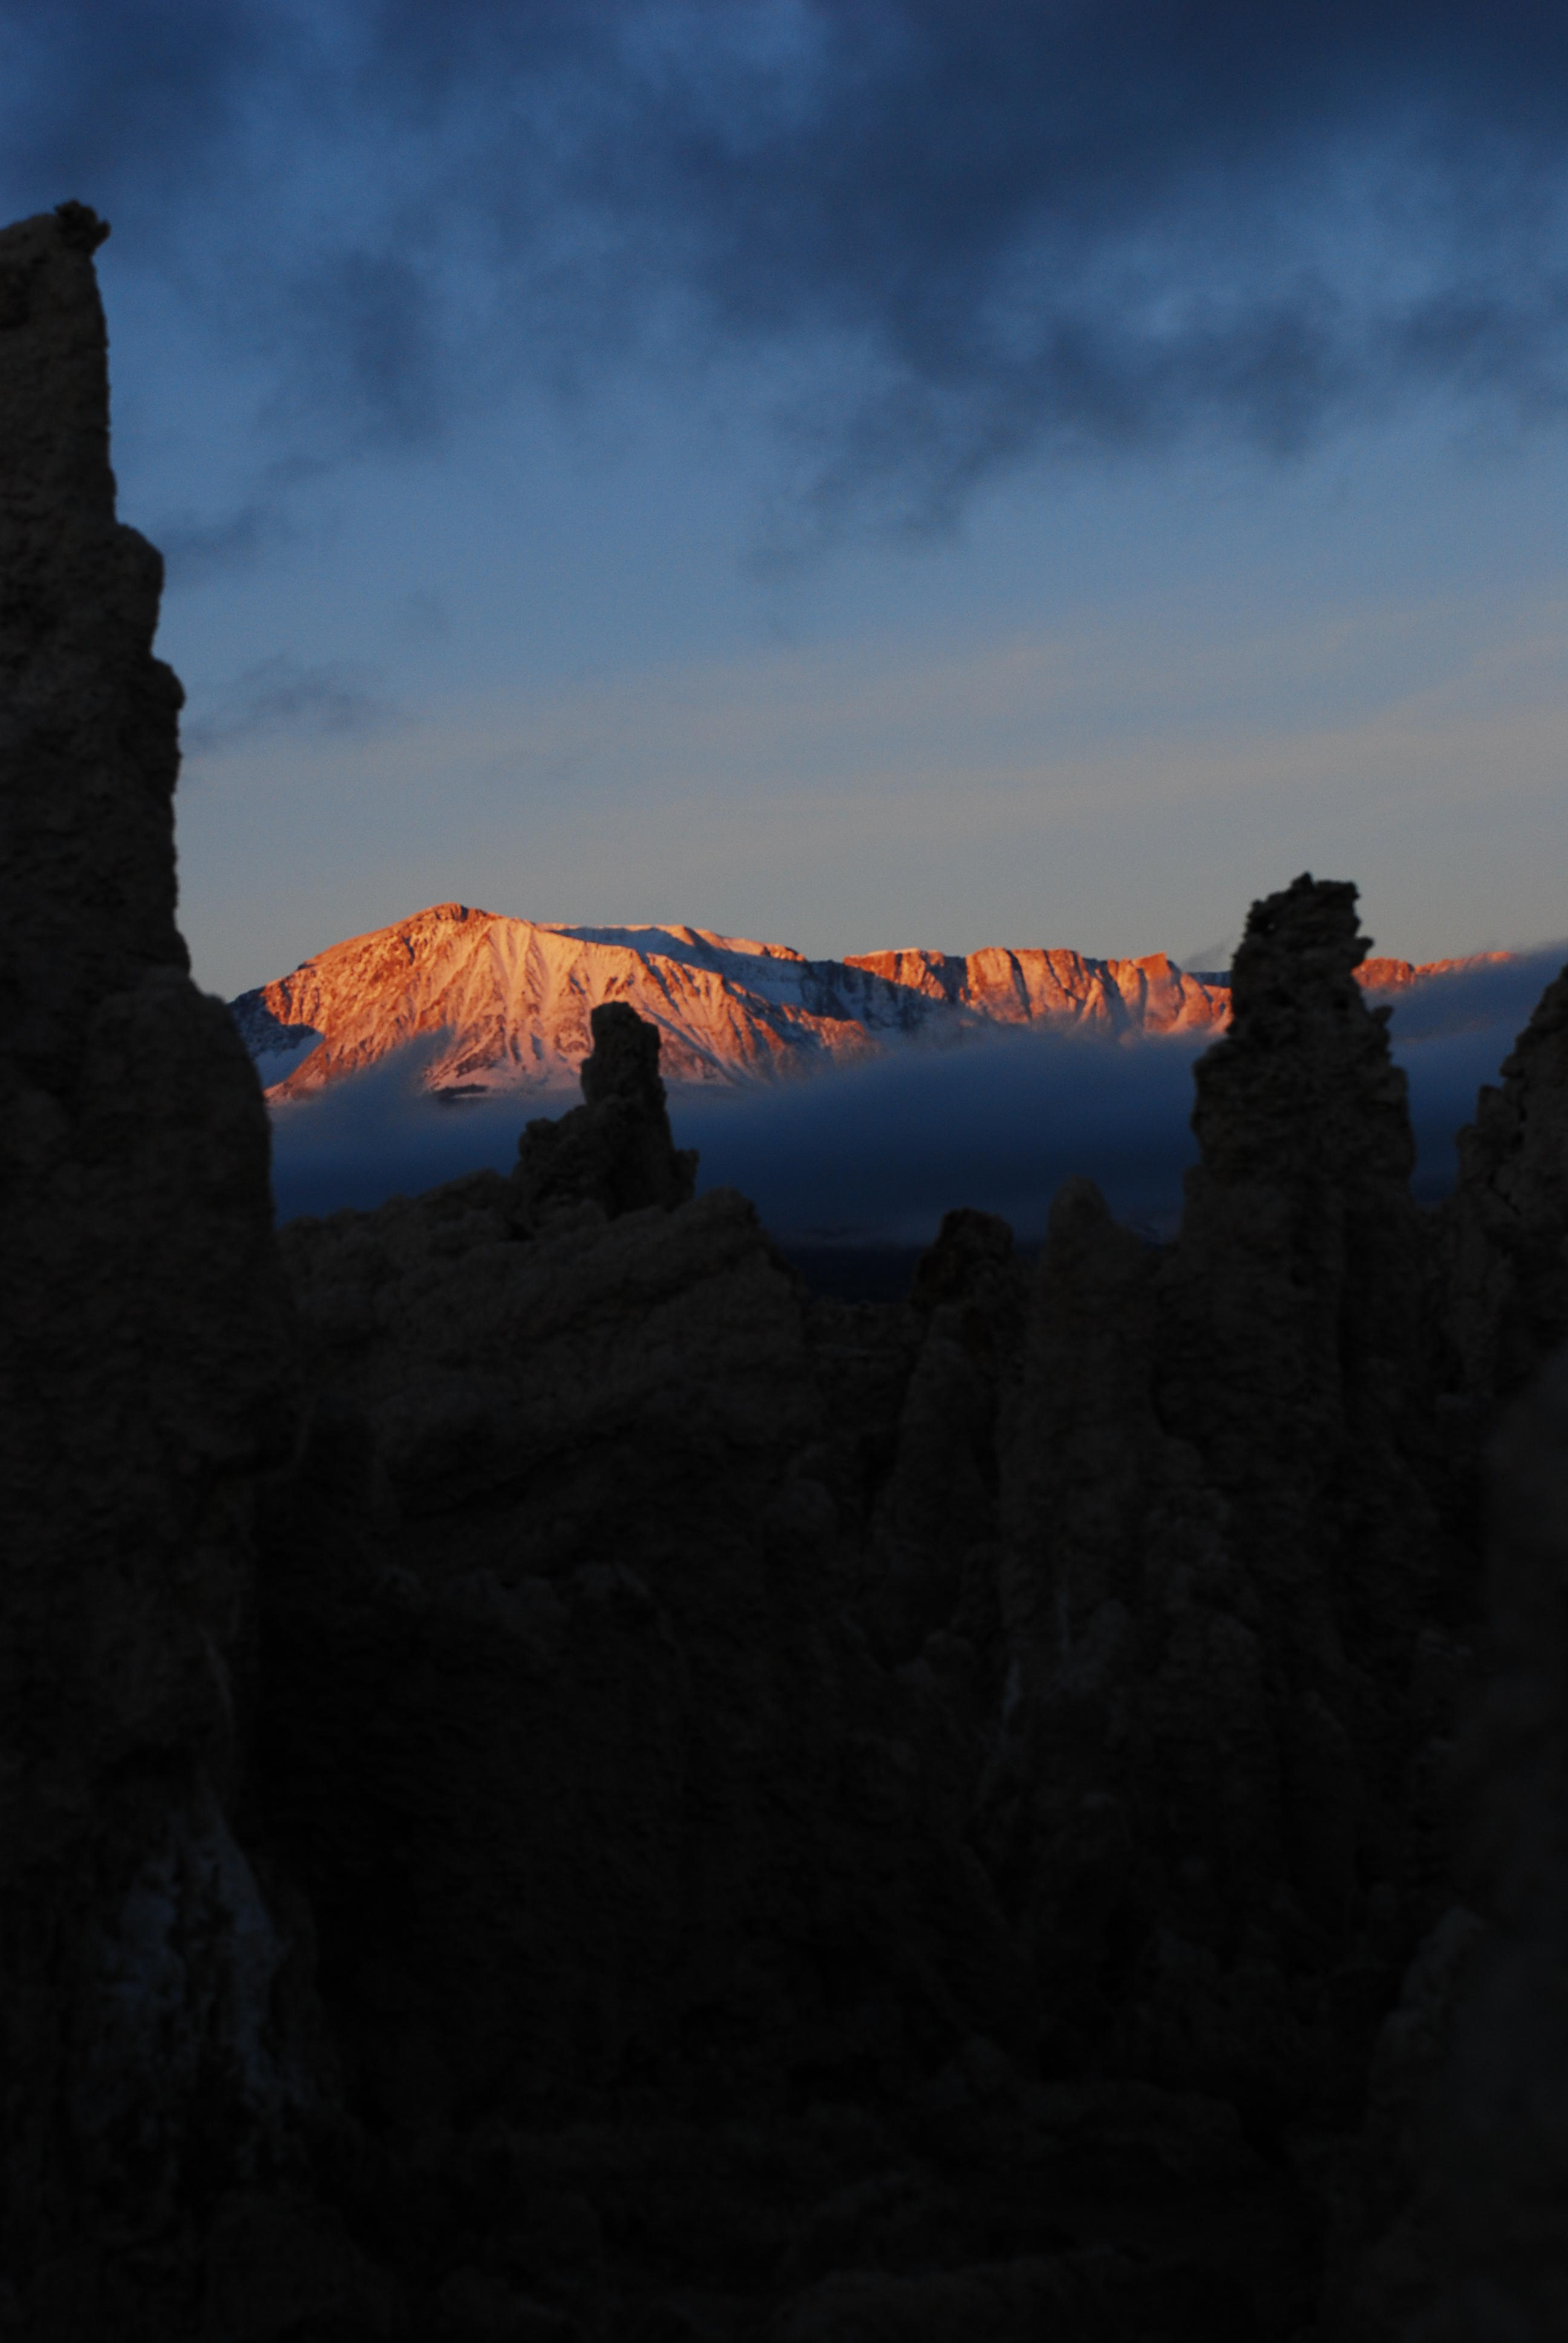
(7, 202, 1568, 2342)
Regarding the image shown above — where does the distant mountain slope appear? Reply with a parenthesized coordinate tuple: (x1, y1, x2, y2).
(228, 902, 1234, 1099)
(227, 900, 1510, 1101)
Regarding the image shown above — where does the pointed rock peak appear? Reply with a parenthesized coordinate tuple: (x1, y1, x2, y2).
(1498, 953, 1568, 1076)
(1, 204, 116, 523)
(2, 200, 189, 1050)
(1, 202, 301, 2326)
(580, 999, 670, 1112)
(910, 1205, 1014, 1313)
(1443, 953, 1568, 1397)
(1227, 873, 1369, 1033)
(53, 199, 109, 253)
(509, 1003, 697, 1229)
(1190, 873, 1413, 1191)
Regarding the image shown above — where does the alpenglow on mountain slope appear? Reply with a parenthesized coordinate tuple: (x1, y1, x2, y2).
(228, 901, 1233, 1097)
(227, 899, 1505, 1101)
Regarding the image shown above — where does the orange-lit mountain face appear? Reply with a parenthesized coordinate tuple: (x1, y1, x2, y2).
(229, 902, 1230, 1099)
(227, 900, 1509, 1102)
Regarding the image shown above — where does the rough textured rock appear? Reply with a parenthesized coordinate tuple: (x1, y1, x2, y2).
(0, 207, 310, 2341)
(256, 890, 1452, 2337)
(1440, 960, 1568, 1404)
(17, 198, 1568, 2339)
(858, 1208, 1022, 1670)
(1342, 1360, 1568, 2342)
(1320, 1902, 1488, 2339)
(985, 877, 1471, 2132)
(508, 997, 697, 1226)
(264, 1172, 1027, 2134)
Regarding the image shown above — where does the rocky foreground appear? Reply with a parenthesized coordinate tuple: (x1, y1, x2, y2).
(6, 202, 1568, 2342)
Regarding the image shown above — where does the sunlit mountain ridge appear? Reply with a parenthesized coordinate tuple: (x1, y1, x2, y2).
(229, 898, 1511, 1102)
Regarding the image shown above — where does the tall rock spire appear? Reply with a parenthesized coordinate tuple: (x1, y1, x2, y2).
(0, 206, 305, 2339)
(993, 875, 1464, 2106)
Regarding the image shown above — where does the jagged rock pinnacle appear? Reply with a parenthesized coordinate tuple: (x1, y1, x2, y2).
(0, 206, 304, 2338)
(509, 998, 699, 1227)
(1443, 959, 1568, 1398)
(52, 198, 110, 254)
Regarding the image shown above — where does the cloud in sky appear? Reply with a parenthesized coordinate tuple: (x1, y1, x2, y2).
(181, 652, 396, 756)
(8, 4, 1568, 536)
(266, 945, 1568, 1242)
(157, 499, 290, 587)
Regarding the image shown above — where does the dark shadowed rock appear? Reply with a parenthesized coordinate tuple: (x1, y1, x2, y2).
(265, 1177, 1027, 2135)
(1333, 1360, 1568, 2342)
(861, 1210, 1023, 1666)
(508, 998, 697, 1229)
(1441, 958, 1568, 1404)
(16, 196, 1568, 2341)
(991, 876, 1469, 2121)
(0, 206, 319, 2343)
(906, 1205, 1016, 1317)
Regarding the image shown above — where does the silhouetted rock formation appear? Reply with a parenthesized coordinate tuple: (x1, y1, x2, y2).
(984, 877, 1466, 2120)
(252, 880, 1472, 2336)
(15, 203, 1568, 2342)
(508, 997, 697, 1227)
(1321, 1358, 1568, 2343)
(864, 1207, 1022, 1668)
(0, 206, 310, 2341)
(1441, 960, 1568, 1404)
(1416, 1357, 1568, 2339)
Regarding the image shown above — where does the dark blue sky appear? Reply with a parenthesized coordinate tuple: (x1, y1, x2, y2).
(7, 4, 1568, 990)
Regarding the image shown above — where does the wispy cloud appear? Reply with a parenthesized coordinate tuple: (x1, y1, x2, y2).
(156, 499, 292, 587)
(183, 653, 396, 758)
(9, 5, 1568, 539)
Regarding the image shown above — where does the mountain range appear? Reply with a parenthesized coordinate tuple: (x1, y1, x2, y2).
(228, 898, 1500, 1101)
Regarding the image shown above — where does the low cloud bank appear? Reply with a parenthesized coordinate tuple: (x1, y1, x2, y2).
(680, 1031, 1206, 1247)
(267, 1048, 566, 1226)
(266, 948, 1567, 1243)
(1383, 949, 1567, 1201)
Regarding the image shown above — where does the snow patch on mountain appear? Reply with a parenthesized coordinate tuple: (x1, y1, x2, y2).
(229, 900, 1532, 1109)
(229, 901, 1238, 1103)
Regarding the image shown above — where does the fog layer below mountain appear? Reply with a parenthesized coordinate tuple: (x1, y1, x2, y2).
(268, 947, 1566, 1240)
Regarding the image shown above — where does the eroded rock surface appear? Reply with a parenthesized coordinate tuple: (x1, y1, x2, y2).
(252, 882, 1470, 2338)
(1414, 1357, 1568, 2339)
(16, 194, 1568, 2341)
(508, 997, 697, 1227)
(0, 206, 309, 2342)
(984, 883, 1466, 2120)
(1440, 960, 1568, 1404)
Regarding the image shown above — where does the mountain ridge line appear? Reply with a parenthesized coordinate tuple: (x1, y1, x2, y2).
(230, 895, 1512, 1103)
